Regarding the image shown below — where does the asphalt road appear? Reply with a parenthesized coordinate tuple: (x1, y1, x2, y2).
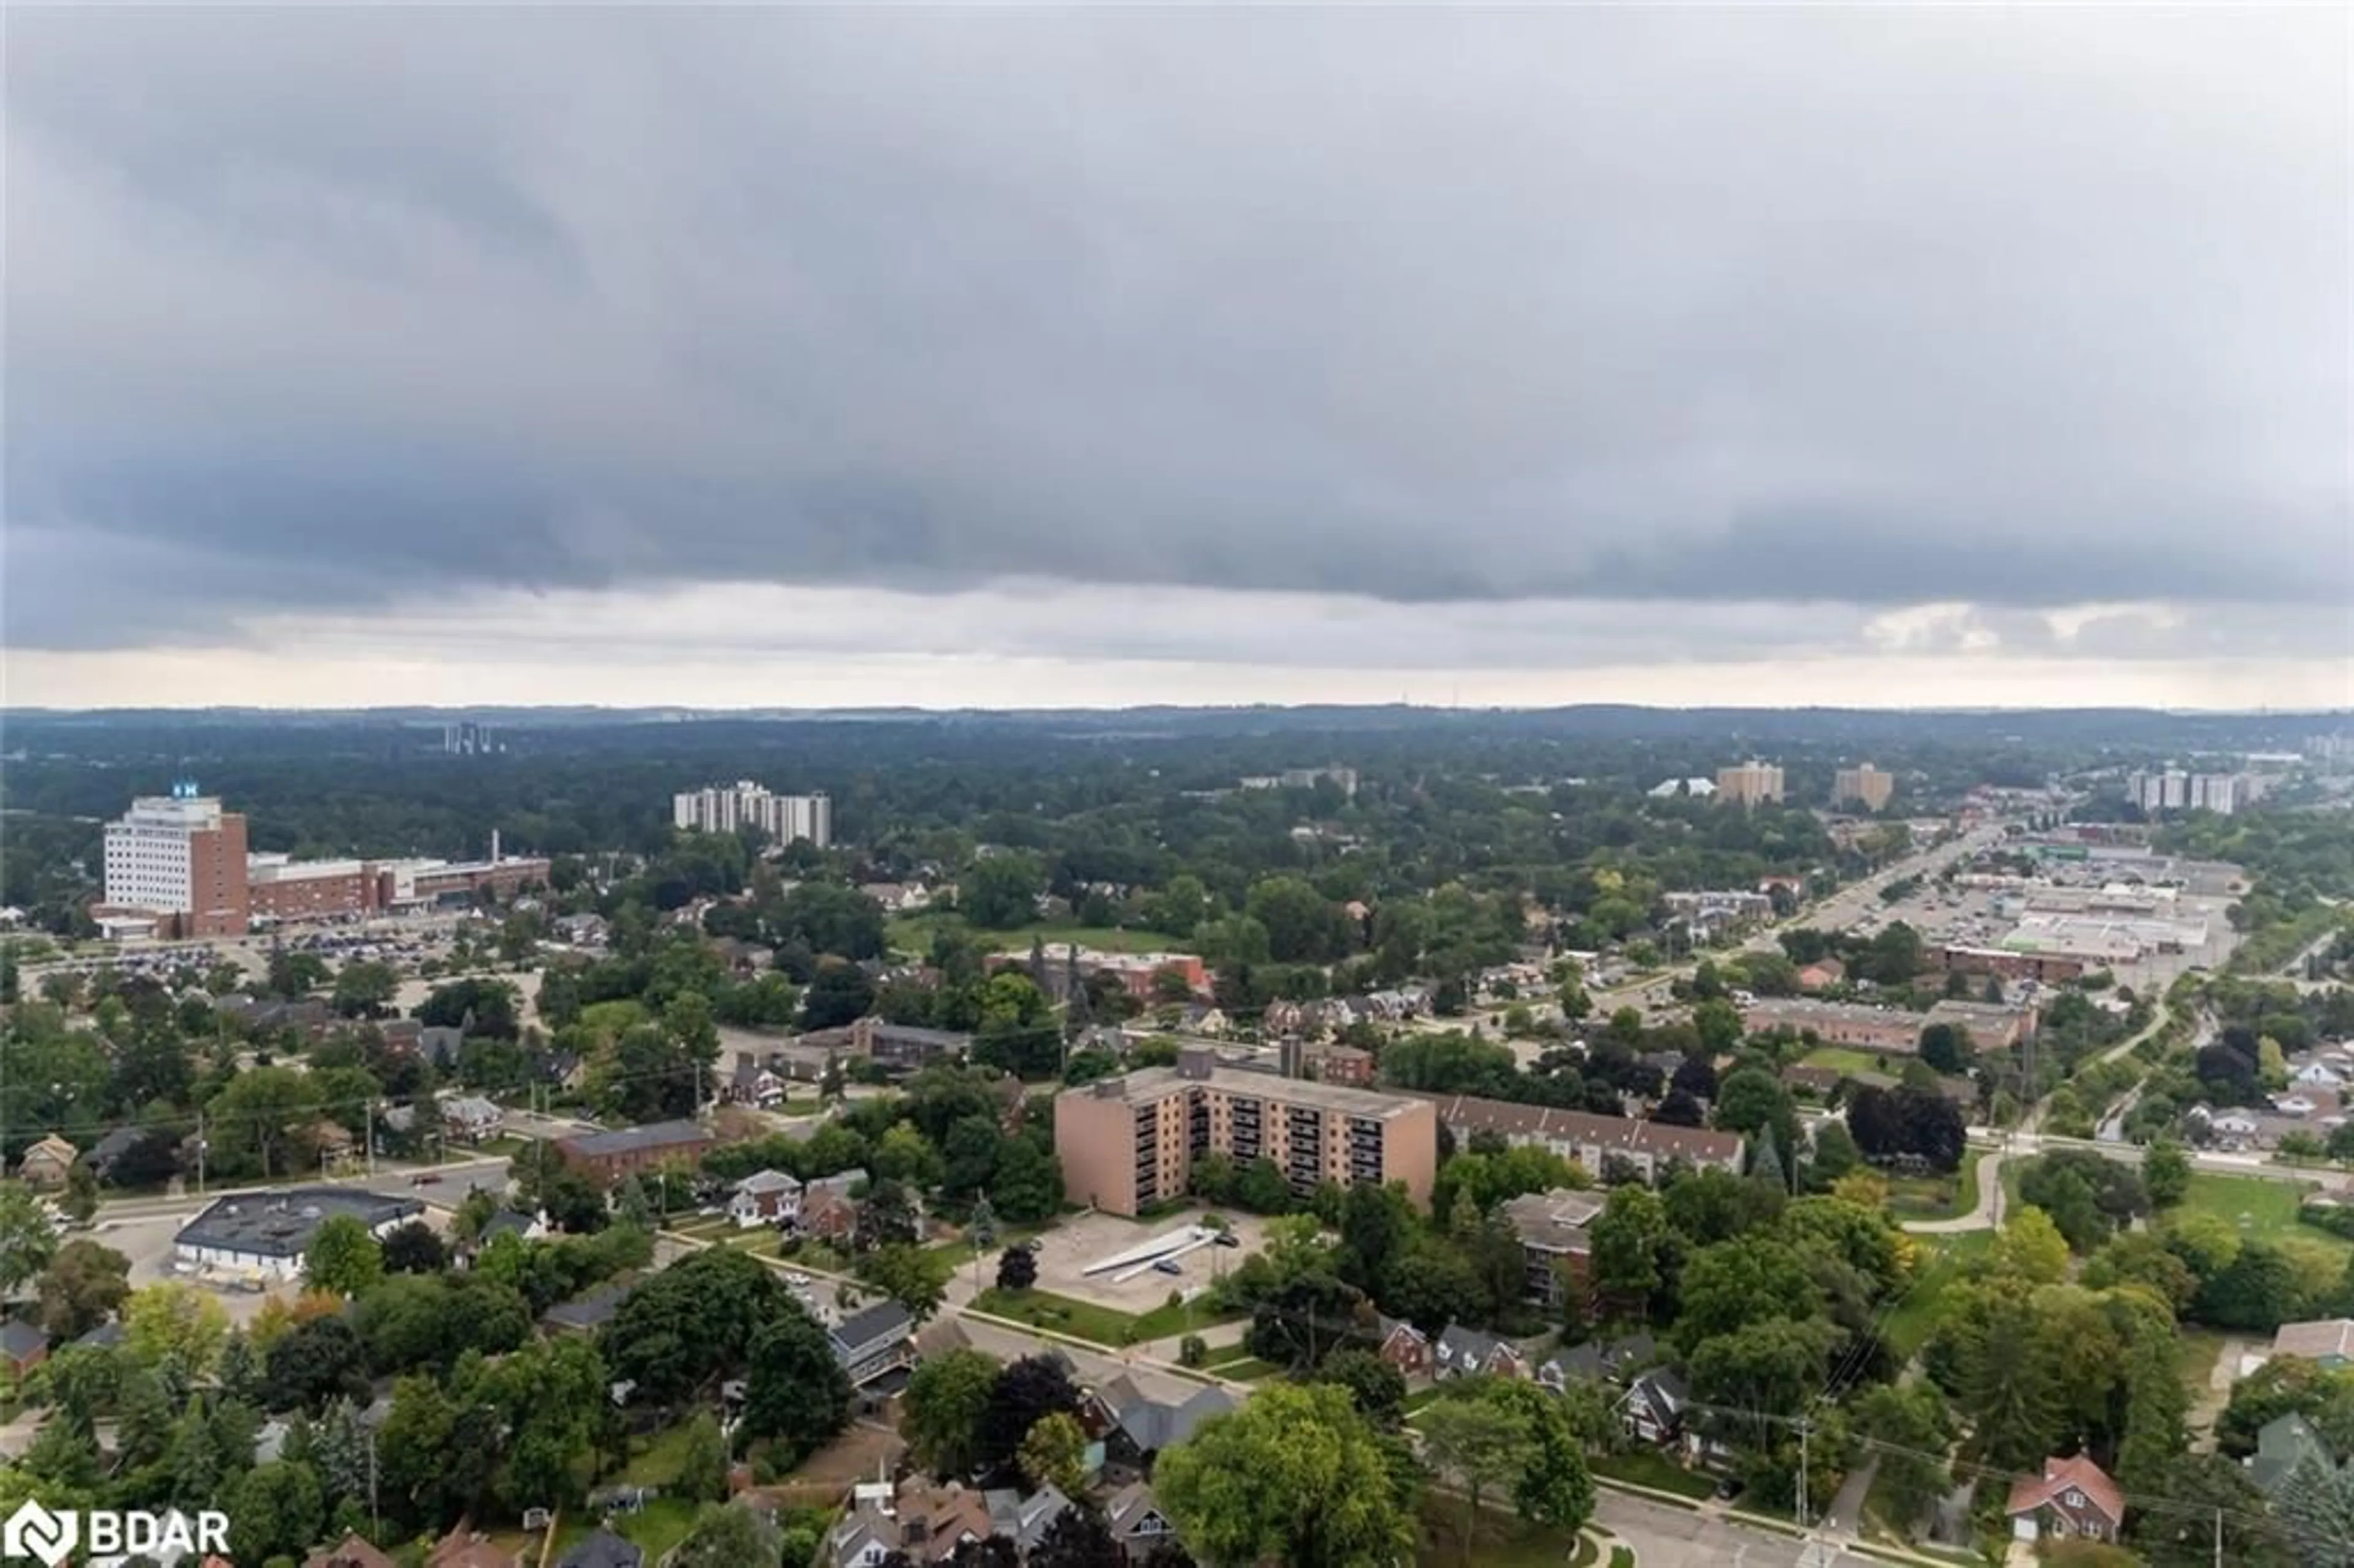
(1598, 1491, 1876, 1568)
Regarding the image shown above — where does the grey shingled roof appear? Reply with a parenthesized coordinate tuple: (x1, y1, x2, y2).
(562, 1121, 709, 1159)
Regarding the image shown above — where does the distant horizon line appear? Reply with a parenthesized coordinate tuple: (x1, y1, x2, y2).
(6, 701, 2351, 720)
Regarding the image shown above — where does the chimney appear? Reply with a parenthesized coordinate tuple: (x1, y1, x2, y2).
(490, 828, 502, 863)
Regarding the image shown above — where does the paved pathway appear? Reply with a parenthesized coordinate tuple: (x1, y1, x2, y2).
(2188, 1335, 2252, 1453)
(1902, 1151, 2003, 1235)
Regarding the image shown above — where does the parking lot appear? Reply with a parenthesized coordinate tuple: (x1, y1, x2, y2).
(1025, 1206, 1281, 1314)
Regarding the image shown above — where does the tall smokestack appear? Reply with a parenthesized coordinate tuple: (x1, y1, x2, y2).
(490, 828, 501, 864)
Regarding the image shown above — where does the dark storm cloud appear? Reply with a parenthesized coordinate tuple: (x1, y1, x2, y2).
(4, 6, 2347, 650)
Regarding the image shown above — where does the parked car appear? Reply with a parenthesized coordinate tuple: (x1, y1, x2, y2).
(1212, 1232, 1241, 1248)
(1152, 1259, 1183, 1275)
(409, 1172, 441, 1186)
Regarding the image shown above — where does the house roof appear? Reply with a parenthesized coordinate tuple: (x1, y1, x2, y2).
(23, 1132, 77, 1165)
(480, 1209, 539, 1241)
(2272, 1319, 2354, 1362)
(0, 1319, 49, 1361)
(73, 1319, 126, 1350)
(560, 1120, 710, 1159)
(174, 1188, 423, 1260)
(831, 1301, 915, 1363)
(2005, 1453, 2125, 1526)
(1436, 1323, 1512, 1367)
(1105, 1379, 1236, 1454)
(1104, 1479, 1172, 1541)
(90, 1125, 145, 1162)
(2247, 1412, 2334, 1495)
(1625, 1367, 1688, 1426)
(734, 1169, 802, 1195)
(1547, 1333, 1656, 1384)
(304, 1532, 400, 1568)
(1500, 1189, 1604, 1254)
(555, 1528, 644, 1568)
(543, 1282, 634, 1331)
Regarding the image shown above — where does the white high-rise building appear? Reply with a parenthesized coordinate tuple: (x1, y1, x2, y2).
(671, 782, 832, 847)
(102, 783, 251, 936)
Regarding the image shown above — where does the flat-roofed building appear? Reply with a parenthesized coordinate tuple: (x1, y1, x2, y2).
(1833, 763, 1895, 812)
(556, 1120, 714, 1185)
(102, 783, 250, 937)
(1056, 1048, 1436, 1216)
(1715, 759, 1786, 807)
(1923, 997, 2038, 1048)
(1500, 1188, 1604, 1308)
(1742, 998, 1924, 1054)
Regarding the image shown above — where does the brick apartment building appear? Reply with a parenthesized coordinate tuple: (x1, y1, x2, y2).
(1409, 1093, 1744, 1186)
(555, 1121, 715, 1184)
(1056, 1048, 1437, 1216)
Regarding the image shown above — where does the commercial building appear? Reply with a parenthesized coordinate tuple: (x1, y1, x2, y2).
(102, 782, 251, 937)
(174, 1188, 425, 1281)
(442, 721, 499, 756)
(1715, 759, 1785, 807)
(1741, 998, 1923, 1054)
(1922, 997, 2038, 1048)
(248, 856, 378, 921)
(1409, 1094, 1744, 1185)
(1832, 763, 1895, 812)
(671, 781, 832, 847)
(1931, 945, 2089, 984)
(555, 1120, 715, 1185)
(1055, 1048, 1437, 1217)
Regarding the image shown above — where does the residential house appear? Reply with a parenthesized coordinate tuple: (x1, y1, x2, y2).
(2245, 1412, 2336, 1496)
(1796, 958, 1846, 993)
(1, 1319, 50, 1387)
(304, 1535, 398, 1568)
(830, 1301, 917, 1389)
(476, 1209, 547, 1246)
(826, 1479, 1068, 1568)
(2292, 1061, 2346, 1090)
(2006, 1454, 2125, 1544)
(1621, 1367, 1689, 1445)
(729, 1170, 803, 1228)
(798, 1170, 868, 1241)
(1434, 1323, 1528, 1382)
(2271, 1319, 2354, 1371)
(554, 1528, 643, 1568)
(1373, 1316, 1431, 1377)
(726, 1051, 788, 1108)
(1539, 1333, 1656, 1393)
(442, 1095, 505, 1143)
(1091, 1376, 1240, 1477)
(305, 1120, 360, 1171)
(15, 1132, 77, 1190)
(1499, 1188, 1602, 1309)
(85, 1125, 148, 1182)
(1104, 1480, 1183, 1561)
(426, 1528, 525, 1568)
(543, 1281, 635, 1336)
(418, 1025, 467, 1071)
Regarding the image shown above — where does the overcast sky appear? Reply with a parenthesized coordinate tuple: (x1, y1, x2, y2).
(6, 6, 2349, 710)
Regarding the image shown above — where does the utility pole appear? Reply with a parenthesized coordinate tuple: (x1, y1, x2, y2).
(2214, 1507, 2223, 1568)
(1796, 1413, 1810, 1529)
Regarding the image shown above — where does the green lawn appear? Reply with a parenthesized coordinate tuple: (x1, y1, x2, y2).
(616, 1499, 701, 1561)
(972, 1287, 1138, 1345)
(1800, 1046, 1891, 1076)
(1204, 1356, 1283, 1382)
(1130, 1295, 1250, 1342)
(1885, 1230, 1994, 1359)
(2179, 1173, 2352, 1258)
(1416, 1495, 1589, 1566)
(2174, 1328, 2229, 1391)
(1591, 1450, 1715, 1499)
(618, 1421, 701, 1486)
(887, 911, 1193, 959)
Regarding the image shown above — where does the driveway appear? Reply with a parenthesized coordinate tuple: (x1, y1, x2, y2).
(1903, 1152, 2004, 1235)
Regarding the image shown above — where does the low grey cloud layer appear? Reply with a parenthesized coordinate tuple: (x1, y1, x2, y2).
(4, 7, 2348, 676)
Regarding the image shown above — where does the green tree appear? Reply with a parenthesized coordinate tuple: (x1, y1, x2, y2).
(741, 1307, 853, 1465)
(36, 1238, 130, 1340)
(1587, 1186, 1668, 1323)
(229, 1460, 325, 1563)
(1314, 1347, 1407, 1428)
(123, 1282, 230, 1374)
(1967, 1293, 2059, 1472)
(1419, 1387, 1534, 1564)
(331, 960, 400, 1019)
(303, 1215, 386, 1298)
(2143, 1137, 2192, 1209)
(205, 1065, 322, 1179)
(0, 1180, 59, 1295)
(964, 855, 1046, 929)
(1991, 1208, 2071, 1286)
(905, 1348, 1001, 1479)
(1854, 1383, 1955, 1534)
(59, 1161, 99, 1226)
(1156, 1382, 1416, 1568)
(676, 1410, 730, 1504)
(861, 1244, 949, 1323)
(1019, 1410, 1089, 1496)
(672, 1504, 785, 1568)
